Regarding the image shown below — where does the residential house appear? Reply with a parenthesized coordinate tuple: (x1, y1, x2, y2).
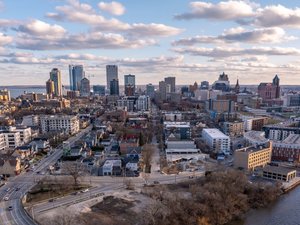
(0, 155, 21, 176)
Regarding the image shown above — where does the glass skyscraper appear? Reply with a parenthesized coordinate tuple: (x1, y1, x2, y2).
(69, 65, 84, 91)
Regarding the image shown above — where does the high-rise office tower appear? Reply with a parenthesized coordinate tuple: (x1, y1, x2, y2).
(46, 79, 55, 97)
(110, 79, 119, 96)
(124, 74, 135, 96)
(49, 68, 62, 96)
(106, 65, 118, 90)
(146, 83, 155, 98)
(164, 77, 176, 93)
(69, 65, 84, 91)
(80, 77, 90, 97)
(159, 81, 167, 101)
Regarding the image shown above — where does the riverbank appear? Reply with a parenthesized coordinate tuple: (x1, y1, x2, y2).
(282, 177, 300, 192)
(242, 185, 300, 225)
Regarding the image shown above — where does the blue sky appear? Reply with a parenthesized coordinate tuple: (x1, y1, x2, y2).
(1, 0, 300, 86)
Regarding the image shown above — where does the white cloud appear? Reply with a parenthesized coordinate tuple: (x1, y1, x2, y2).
(254, 5, 300, 28)
(98, 1, 125, 16)
(173, 46, 300, 58)
(175, 1, 255, 20)
(173, 27, 296, 45)
(176, 1, 300, 29)
(46, 0, 182, 37)
(17, 20, 66, 38)
(0, 19, 20, 27)
(0, 33, 13, 46)
(15, 31, 156, 50)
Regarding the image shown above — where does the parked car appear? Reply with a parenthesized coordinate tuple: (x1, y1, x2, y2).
(4, 196, 9, 201)
(8, 206, 13, 211)
(153, 181, 160, 184)
(81, 188, 89, 193)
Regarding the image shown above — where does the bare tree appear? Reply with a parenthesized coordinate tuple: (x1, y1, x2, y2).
(141, 200, 166, 225)
(142, 144, 155, 173)
(50, 213, 76, 225)
(124, 178, 135, 190)
(141, 172, 151, 185)
(63, 162, 82, 187)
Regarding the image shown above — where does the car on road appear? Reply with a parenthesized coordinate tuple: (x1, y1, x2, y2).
(15, 187, 20, 191)
(7, 206, 13, 211)
(5, 188, 10, 192)
(153, 181, 160, 184)
(4, 196, 9, 201)
(81, 188, 89, 193)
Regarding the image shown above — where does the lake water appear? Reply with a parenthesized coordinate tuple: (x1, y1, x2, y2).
(243, 186, 300, 225)
(0, 86, 46, 98)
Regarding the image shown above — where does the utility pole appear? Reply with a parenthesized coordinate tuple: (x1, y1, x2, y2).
(31, 207, 35, 220)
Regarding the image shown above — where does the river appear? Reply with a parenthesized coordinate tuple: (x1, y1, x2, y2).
(242, 186, 300, 225)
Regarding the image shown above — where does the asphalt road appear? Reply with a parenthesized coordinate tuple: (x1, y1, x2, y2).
(0, 123, 204, 224)
(0, 125, 93, 225)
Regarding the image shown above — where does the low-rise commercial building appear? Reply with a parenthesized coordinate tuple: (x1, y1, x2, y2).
(165, 139, 204, 162)
(234, 142, 272, 171)
(263, 165, 296, 182)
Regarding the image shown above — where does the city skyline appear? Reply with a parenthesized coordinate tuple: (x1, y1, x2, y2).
(1, 0, 300, 85)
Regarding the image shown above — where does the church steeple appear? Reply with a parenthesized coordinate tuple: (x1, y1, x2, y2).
(273, 74, 280, 86)
(235, 78, 240, 93)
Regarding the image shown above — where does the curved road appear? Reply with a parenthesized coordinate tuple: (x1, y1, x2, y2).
(0, 125, 93, 225)
(0, 123, 204, 225)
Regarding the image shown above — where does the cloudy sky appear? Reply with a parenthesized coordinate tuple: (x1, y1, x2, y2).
(1, 0, 300, 86)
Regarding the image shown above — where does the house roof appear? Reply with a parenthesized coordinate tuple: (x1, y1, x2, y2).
(0, 155, 19, 167)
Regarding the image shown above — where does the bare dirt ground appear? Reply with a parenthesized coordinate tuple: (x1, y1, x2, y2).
(36, 188, 157, 225)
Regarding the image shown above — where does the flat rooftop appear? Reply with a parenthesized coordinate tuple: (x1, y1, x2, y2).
(164, 122, 190, 126)
(264, 120, 299, 128)
(263, 165, 296, 175)
(236, 143, 270, 153)
(166, 149, 200, 153)
(282, 134, 300, 144)
(202, 128, 229, 139)
(244, 131, 269, 143)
